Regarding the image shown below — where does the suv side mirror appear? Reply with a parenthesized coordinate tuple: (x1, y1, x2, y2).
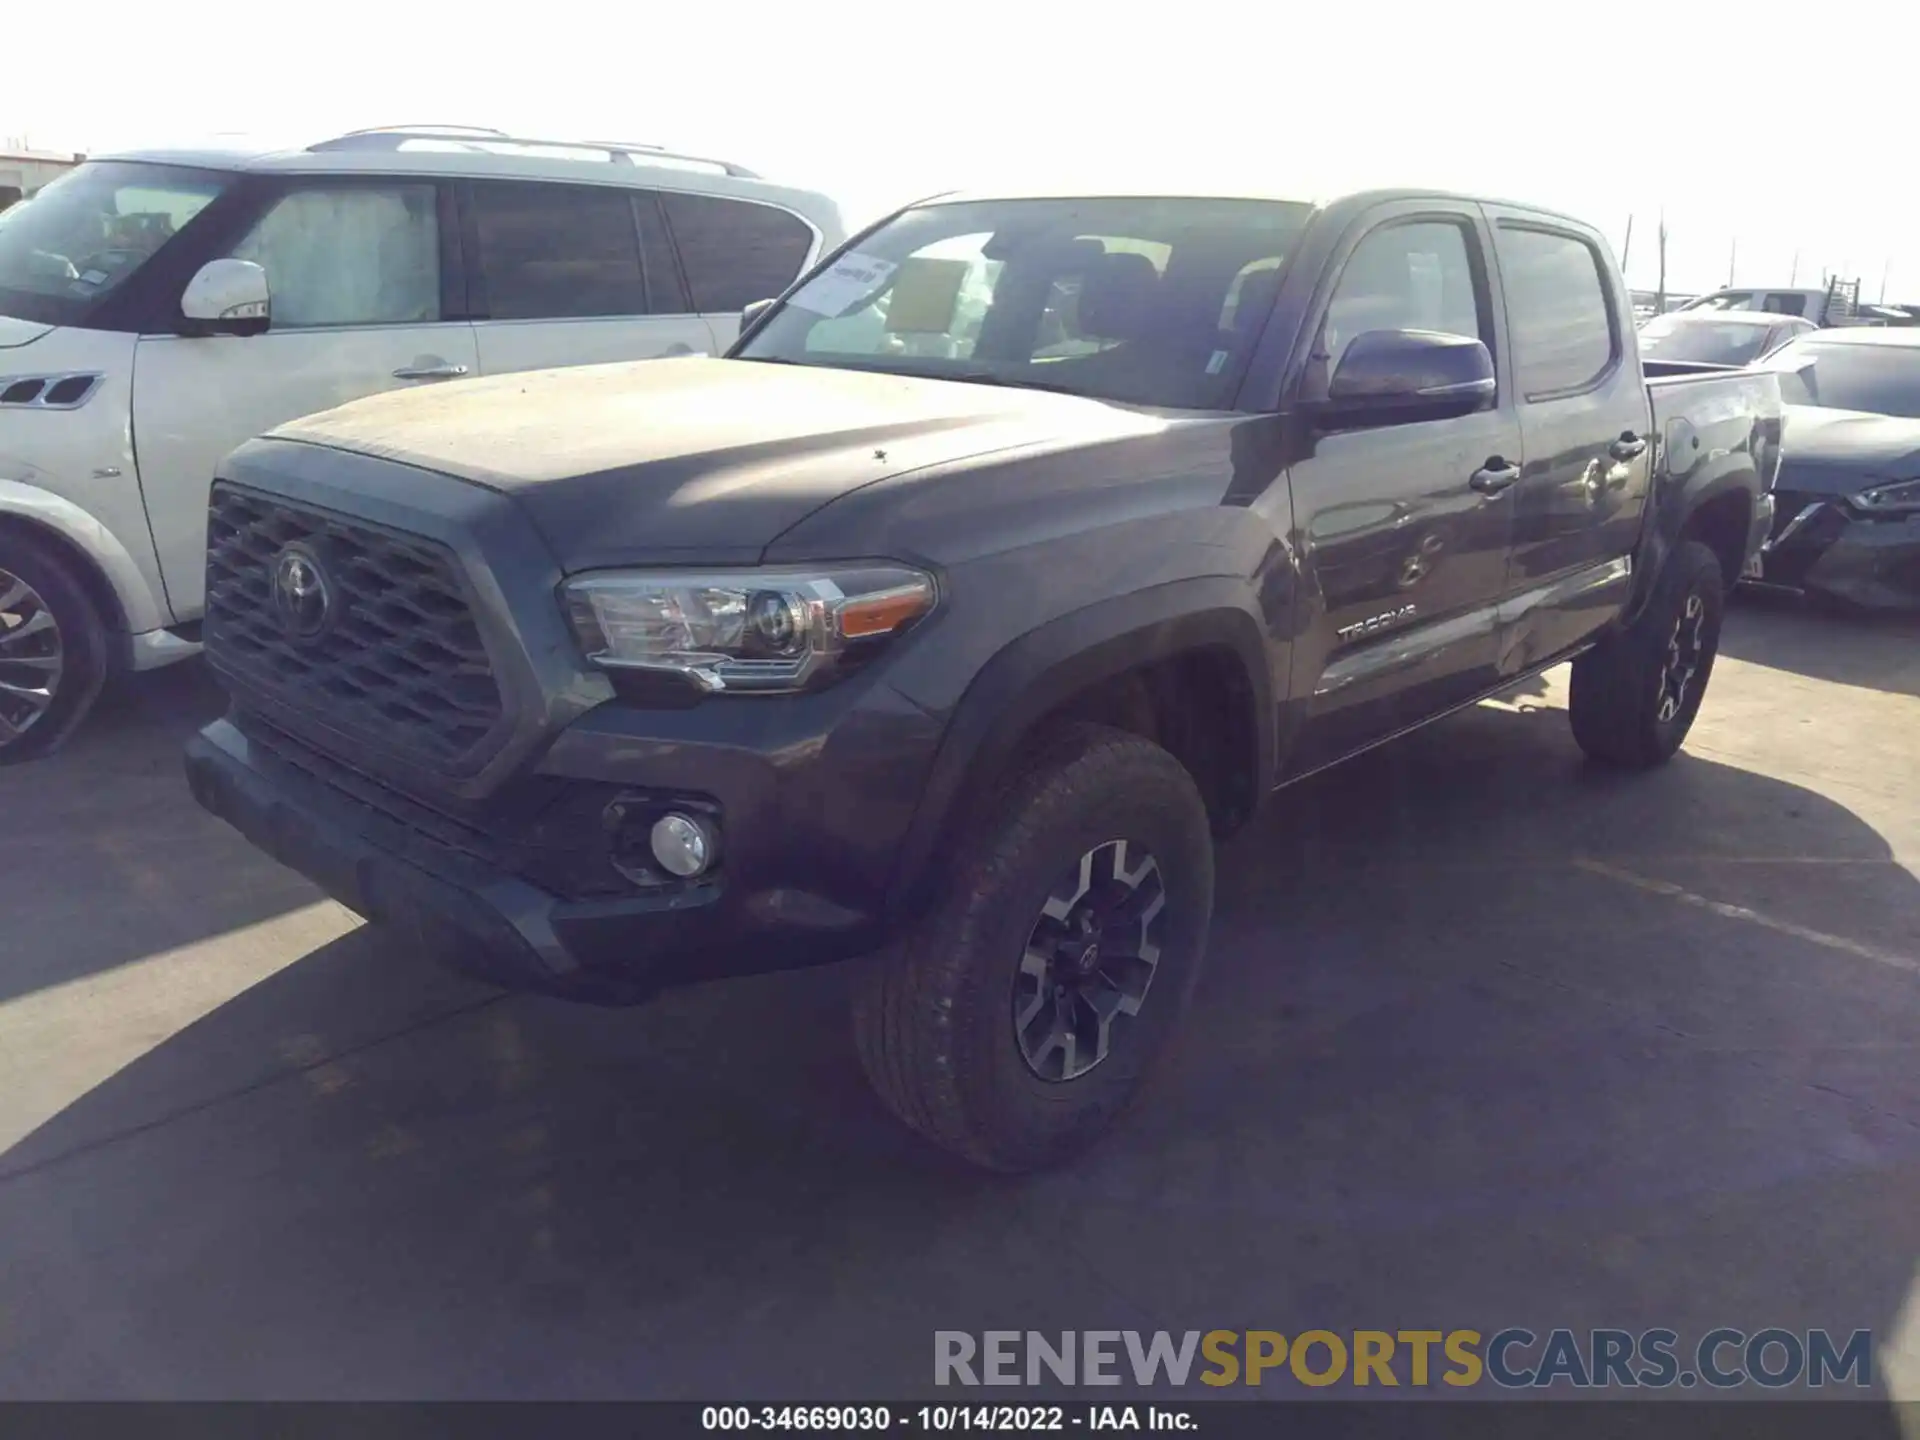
(740, 297, 776, 332)
(1323, 328, 1495, 427)
(180, 259, 271, 337)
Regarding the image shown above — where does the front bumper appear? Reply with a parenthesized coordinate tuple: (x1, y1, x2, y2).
(1754, 496, 1920, 610)
(185, 715, 892, 1005)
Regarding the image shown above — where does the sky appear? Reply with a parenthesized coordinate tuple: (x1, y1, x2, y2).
(8, 0, 1918, 298)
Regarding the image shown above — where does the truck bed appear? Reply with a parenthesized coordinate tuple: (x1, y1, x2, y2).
(1644, 364, 1782, 439)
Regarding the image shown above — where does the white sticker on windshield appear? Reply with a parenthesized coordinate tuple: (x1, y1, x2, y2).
(788, 252, 898, 317)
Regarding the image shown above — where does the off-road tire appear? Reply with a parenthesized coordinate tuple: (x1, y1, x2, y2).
(852, 723, 1215, 1172)
(1569, 540, 1724, 769)
(0, 533, 110, 766)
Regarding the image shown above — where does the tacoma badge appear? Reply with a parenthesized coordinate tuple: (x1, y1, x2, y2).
(1336, 604, 1417, 642)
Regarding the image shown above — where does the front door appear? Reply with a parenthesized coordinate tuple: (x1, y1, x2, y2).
(1284, 206, 1523, 778)
(131, 178, 477, 619)
(1482, 211, 1650, 673)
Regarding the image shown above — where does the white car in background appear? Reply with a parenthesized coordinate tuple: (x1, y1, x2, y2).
(0, 125, 845, 761)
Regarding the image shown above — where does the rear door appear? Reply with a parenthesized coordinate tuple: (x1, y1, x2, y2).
(132, 177, 476, 618)
(1282, 201, 1523, 777)
(657, 192, 821, 349)
(465, 180, 717, 375)
(1483, 210, 1650, 673)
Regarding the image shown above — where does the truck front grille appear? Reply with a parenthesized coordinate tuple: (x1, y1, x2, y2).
(205, 484, 507, 777)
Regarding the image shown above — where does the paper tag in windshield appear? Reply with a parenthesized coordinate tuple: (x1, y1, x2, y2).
(788, 252, 897, 316)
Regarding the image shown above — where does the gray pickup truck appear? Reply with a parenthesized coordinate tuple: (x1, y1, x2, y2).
(186, 185, 1781, 1170)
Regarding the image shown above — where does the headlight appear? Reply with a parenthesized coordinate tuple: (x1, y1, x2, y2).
(563, 564, 936, 693)
(1854, 478, 1920, 514)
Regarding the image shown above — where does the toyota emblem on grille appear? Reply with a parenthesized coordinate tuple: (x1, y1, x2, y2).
(270, 544, 334, 639)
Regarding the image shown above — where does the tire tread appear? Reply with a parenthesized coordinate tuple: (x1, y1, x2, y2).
(853, 723, 1211, 1170)
(1569, 540, 1724, 769)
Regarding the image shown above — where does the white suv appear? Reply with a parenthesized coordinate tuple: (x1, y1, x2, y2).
(0, 125, 845, 761)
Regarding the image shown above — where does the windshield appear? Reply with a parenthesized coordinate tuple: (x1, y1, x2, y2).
(1638, 316, 1775, 366)
(0, 161, 231, 326)
(737, 196, 1316, 409)
(1759, 338, 1920, 418)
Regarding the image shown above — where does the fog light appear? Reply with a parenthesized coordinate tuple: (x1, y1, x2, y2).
(650, 812, 714, 878)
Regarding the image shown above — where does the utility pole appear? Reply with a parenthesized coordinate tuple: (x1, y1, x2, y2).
(1656, 212, 1668, 313)
(1728, 237, 1738, 287)
(1621, 215, 1634, 274)
(1880, 260, 1891, 304)
(1790, 250, 1800, 285)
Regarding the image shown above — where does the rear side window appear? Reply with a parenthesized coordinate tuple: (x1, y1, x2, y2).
(1495, 226, 1616, 398)
(660, 194, 813, 312)
(472, 182, 647, 320)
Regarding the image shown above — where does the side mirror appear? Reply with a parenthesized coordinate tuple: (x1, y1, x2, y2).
(180, 258, 271, 337)
(740, 297, 776, 332)
(1323, 328, 1495, 427)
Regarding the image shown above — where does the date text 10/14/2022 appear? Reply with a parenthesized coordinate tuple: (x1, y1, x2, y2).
(702, 1407, 1193, 1431)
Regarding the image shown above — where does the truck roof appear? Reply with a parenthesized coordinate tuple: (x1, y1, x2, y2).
(919, 184, 1602, 232)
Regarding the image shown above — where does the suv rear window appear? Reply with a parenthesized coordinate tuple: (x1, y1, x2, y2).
(660, 194, 813, 313)
(472, 182, 648, 320)
(1494, 226, 1616, 398)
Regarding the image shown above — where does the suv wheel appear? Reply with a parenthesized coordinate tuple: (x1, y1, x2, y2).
(0, 535, 110, 766)
(852, 723, 1215, 1171)
(1569, 539, 1725, 769)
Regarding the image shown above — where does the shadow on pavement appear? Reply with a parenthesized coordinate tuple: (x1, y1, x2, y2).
(0, 659, 324, 1005)
(3, 697, 1916, 1399)
(1724, 592, 1920, 699)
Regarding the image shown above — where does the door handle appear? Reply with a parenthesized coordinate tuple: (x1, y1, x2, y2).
(1469, 460, 1521, 495)
(1609, 434, 1647, 461)
(392, 362, 470, 381)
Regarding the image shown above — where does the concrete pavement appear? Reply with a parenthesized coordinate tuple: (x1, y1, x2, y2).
(0, 602, 1915, 1399)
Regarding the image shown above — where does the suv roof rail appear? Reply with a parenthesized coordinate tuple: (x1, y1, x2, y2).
(305, 125, 760, 179)
(321, 124, 512, 141)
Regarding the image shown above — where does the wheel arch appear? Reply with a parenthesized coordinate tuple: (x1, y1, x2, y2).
(0, 479, 171, 645)
(1626, 473, 1756, 626)
(886, 578, 1277, 922)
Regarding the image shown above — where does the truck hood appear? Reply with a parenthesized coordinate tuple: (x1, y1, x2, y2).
(270, 356, 1163, 566)
(1778, 404, 1920, 495)
(0, 315, 54, 350)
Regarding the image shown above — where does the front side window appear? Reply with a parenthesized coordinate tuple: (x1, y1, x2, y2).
(1496, 226, 1615, 398)
(661, 194, 814, 313)
(1760, 339, 1920, 417)
(472, 182, 647, 320)
(0, 161, 230, 325)
(231, 185, 440, 329)
(738, 195, 1315, 409)
(1320, 220, 1485, 371)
